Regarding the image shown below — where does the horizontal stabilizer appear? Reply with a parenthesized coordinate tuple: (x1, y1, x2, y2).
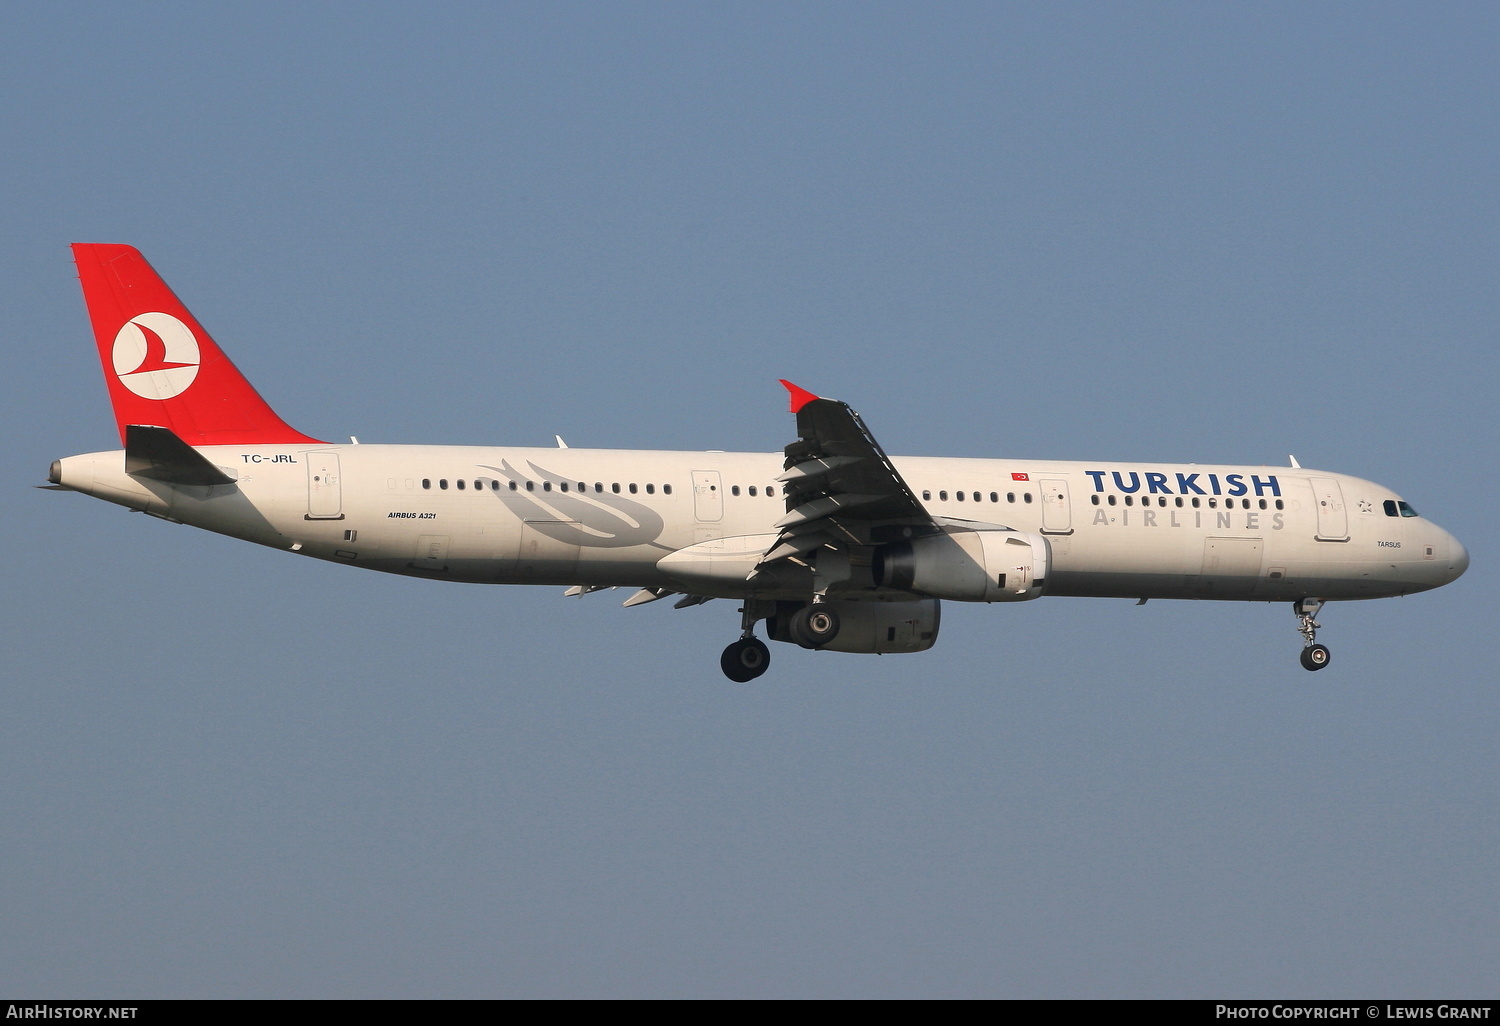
(125, 424, 236, 486)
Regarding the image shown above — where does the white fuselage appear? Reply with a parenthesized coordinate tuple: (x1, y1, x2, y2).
(54, 444, 1468, 604)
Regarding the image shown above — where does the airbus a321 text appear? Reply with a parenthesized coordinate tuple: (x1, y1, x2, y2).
(48, 245, 1468, 680)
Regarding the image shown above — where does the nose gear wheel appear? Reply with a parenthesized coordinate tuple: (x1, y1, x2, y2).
(1293, 598, 1329, 672)
(1300, 644, 1331, 671)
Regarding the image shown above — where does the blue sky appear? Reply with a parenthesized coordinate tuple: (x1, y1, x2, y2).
(2, 2, 1496, 997)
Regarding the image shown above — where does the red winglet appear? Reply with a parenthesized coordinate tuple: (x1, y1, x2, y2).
(779, 379, 820, 414)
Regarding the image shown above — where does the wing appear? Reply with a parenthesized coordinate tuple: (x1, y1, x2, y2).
(752, 381, 937, 579)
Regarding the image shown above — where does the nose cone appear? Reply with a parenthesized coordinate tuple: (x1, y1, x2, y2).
(1447, 534, 1470, 583)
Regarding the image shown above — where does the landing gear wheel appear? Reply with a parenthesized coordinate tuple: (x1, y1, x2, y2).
(789, 605, 841, 649)
(721, 637, 771, 682)
(1300, 644, 1331, 671)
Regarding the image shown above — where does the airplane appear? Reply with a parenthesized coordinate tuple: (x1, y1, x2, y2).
(47, 244, 1468, 681)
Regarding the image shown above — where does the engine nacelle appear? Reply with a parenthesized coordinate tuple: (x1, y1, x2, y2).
(767, 598, 940, 654)
(877, 528, 1049, 602)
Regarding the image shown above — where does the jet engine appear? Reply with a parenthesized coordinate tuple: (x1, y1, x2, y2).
(767, 598, 940, 654)
(876, 527, 1049, 602)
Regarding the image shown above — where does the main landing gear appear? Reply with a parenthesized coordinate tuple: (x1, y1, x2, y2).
(721, 602, 773, 682)
(1294, 598, 1331, 671)
(719, 600, 846, 681)
(721, 636, 770, 682)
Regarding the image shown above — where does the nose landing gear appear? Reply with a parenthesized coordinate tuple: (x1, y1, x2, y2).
(1294, 598, 1330, 671)
(1300, 644, 1331, 671)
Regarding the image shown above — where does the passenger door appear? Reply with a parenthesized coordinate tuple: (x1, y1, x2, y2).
(1310, 477, 1349, 541)
(1039, 478, 1072, 534)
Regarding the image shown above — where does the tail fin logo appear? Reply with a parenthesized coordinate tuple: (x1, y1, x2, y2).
(111, 312, 200, 400)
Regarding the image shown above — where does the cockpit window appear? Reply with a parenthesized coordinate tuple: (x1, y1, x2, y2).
(1384, 500, 1399, 517)
(1398, 500, 1419, 518)
(1386, 499, 1419, 518)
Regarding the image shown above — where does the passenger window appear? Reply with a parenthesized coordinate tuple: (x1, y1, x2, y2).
(612, 483, 620, 494)
(422, 479, 431, 490)
(922, 490, 931, 501)
(1091, 494, 1100, 506)
(1007, 492, 1015, 503)
(1023, 492, 1032, 503)
(749, 486, 757, 497)
(1259, 498, 1267, 510)
(543, 481, 551, 492)
(956, 491, 965, 502)
(1124, 495, 1133, 506)
(509, 481, 518, 491)
(663, 484, 672, 495)
(767, 486, 776, 497)
(1175, 497, 1184, 508)
(629, 484, 638, 494)
(646, 484, 655, 494)
(457, 479, 465, 490)
(732, 485, 741, 496)
(1108, 495, 1117, 506)
(440, 479, 448, 490)
(595, 483, 603, 493)
(526, 481, 535, 492)
(1191, 497, 1200, 508)
(939, 491, 948, 501)
(989, 492, 998, 503)
(1275, 499, 1284, 510)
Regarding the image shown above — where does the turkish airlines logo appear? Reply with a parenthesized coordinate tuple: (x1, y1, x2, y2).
(111, 312, 200, 400)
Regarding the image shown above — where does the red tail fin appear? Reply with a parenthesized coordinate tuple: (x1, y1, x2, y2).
(72, 244, 323, 446)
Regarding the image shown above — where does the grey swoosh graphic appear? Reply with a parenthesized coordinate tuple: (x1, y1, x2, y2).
(479, 461, 672, 550)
